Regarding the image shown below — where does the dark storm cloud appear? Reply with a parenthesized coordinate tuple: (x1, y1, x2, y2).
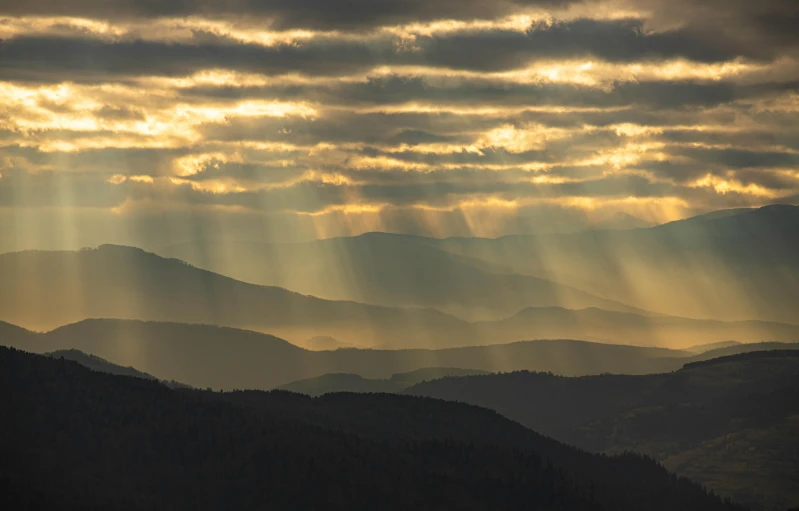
(0, 1, 580, 29)
(2, 0, 798, 230)
(182, 76, 797, 111)
(416, 19, 756, 68)
(638, 0, 799, 53)
(673, 147, 799, 169)
(0, 18, 786, 84)
(0, 36, 390, 82)
(661, 128, 799, 152)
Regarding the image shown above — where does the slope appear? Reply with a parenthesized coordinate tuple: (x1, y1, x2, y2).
(159, 232, 642, 321)
(1, 318, 701, 390)
(0, 346, 743, 511)
(435, 204, 799, 324)
(279, 367, 490, 396)
(408, 351, 799, 510)
(0, 244, 474, 347)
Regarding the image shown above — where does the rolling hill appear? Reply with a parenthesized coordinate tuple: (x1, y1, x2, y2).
(157, 204, 799, 325)
(279, 367, 490, 396)
(408, 351, 799, 510)
(159, 232, 643, 321)
(3, 318, 798, 390)
(434, 204, 799, 324)
(0, 245, 475, 348)
(1, 245, 797, 350)
(0, 346, 744, 511)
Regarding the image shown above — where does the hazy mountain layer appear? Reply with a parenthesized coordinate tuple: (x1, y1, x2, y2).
(435, 205, 799, 324)
(279, 368, 490, 396)
(156, 205, 799, 324)
(159, 233, 642, 321)
(1, 245, 797, 349)
(0, 347, 743, 511)
(3, 318, 798, 390)
(408, 351, 799, 510)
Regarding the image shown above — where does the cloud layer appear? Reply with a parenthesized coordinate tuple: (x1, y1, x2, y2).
(1, 0, 798, 245)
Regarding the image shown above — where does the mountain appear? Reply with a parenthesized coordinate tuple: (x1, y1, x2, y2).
(408, 351, 799, 510)
(0, 244, 475, 348)
(475, 307, 799, 348)
(159, 233, 643, 321)
(0, 318, 691, 389)
(11, 319, 799, 390)
(683, 340, 742, 354)
(46, 349, 158, 380)
(158, 204, 799, 324)
(656, 204, 799, 236)
(588, 212, 655, 231)
(434, 204, 799, 324)
(4, 318, 797, 391)
(279, 367, 490, 396)
(0, 245, 799, 349)
(0, 346, 743, 511)
(302, 335, 359, 350)
(0, 320, 33, 343)
(3, 246, 795, 349)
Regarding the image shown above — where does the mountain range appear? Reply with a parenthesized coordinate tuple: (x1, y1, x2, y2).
(4, 318, 798, 390)
(1, 244, 797, 350)
(0, 346, 745, 511)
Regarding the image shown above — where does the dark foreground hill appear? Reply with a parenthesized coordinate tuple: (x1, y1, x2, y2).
(408, 351, 799, 510)
(0, 347, 742, 511)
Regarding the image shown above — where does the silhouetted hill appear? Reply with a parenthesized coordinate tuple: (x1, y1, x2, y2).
(408, 352, 799, 510)
(280, 367, 490, 396)
(159, 233, 642, 321)
(0, 347, 743, 511)
(46, 349, 157, 380)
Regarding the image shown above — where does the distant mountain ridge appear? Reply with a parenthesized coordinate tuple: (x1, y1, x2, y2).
(1, 245, 797, 350)
(3, 318, 798, 390)
(159, 233, 644, 321)
(433, 204, 799, 324)
(157, 204, 799, 324)
(279, 367, 491, 396)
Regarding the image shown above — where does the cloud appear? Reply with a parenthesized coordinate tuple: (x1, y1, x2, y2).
(0, 0, 798, 243)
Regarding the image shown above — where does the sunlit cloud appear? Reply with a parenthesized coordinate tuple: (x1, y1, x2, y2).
(0, 0, 797, 244)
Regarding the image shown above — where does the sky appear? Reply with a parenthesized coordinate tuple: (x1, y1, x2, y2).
(1, 0, 798, 248)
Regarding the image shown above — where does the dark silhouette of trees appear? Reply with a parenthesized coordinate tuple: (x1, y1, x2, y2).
(0, 347, 744, 511)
